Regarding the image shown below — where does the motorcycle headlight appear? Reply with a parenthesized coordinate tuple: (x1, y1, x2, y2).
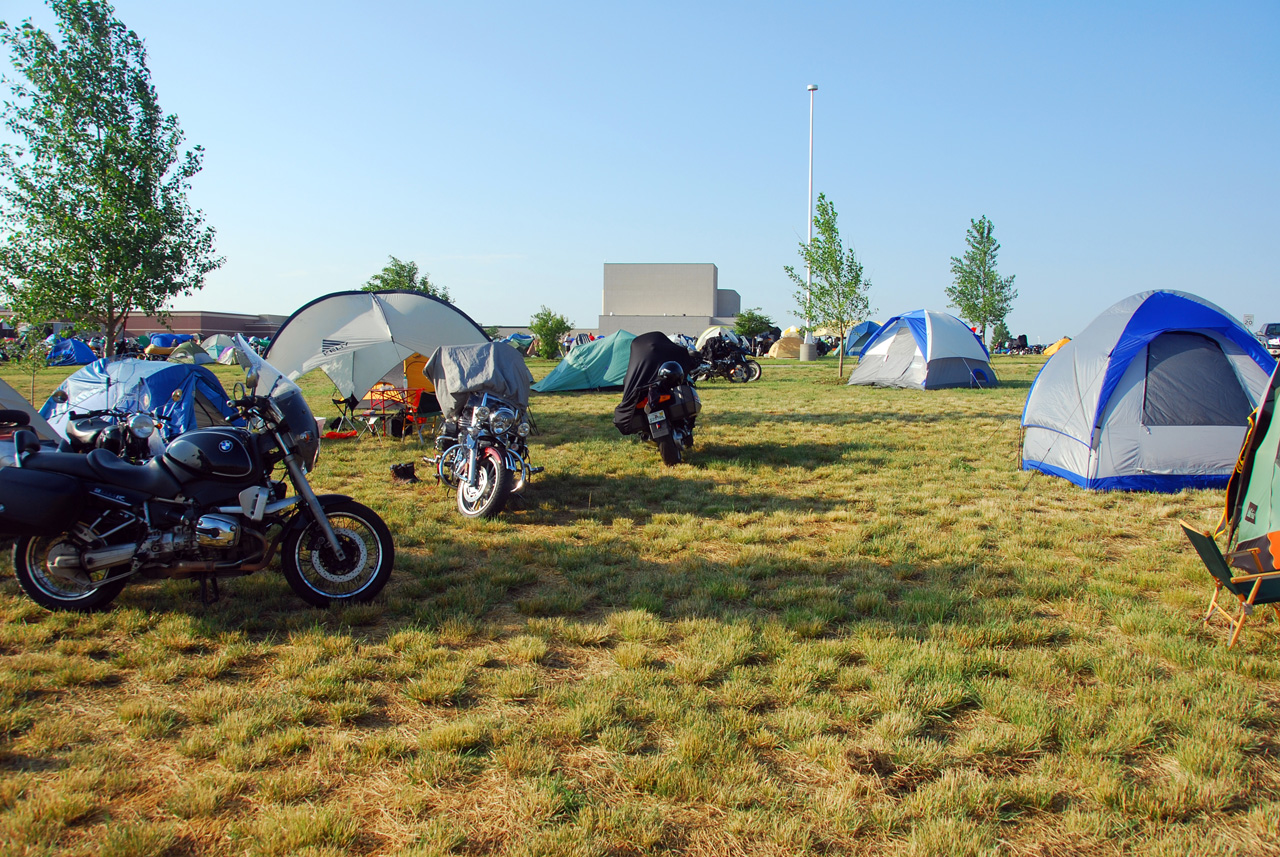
(472, 406, 491, 427)
(127, 413, 155, 439)
(517, 421, 530, 438)
(491, 407, 517, 434)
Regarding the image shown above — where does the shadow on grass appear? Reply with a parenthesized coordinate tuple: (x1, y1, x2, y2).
(528, 467, 868, 524)
(112, 548, 1074, 664)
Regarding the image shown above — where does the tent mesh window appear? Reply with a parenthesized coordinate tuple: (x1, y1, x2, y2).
(1142, 332, 1252, 427)
(192, 390, 232, 428)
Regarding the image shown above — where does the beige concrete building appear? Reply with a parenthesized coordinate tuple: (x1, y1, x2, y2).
(597, 263, 739, 337)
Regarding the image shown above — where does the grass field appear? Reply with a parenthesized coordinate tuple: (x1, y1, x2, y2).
(0, 354, 1277, 856)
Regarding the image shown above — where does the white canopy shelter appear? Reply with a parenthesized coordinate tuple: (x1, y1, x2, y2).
(264, 290, 490, 400)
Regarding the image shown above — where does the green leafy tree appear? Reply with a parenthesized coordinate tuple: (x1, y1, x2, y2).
(784, 193, 872, 374)
(8, 322, 52, 403)
(990, 318, 1011, 351)
(0, 0, 221, 357)
(946, 216, 1017, 344)
(733, 307, 774, 340)
(528, 306, 572, 360)
(361, 255, 451, 302)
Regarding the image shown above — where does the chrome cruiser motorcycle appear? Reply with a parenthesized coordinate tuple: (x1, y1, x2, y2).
(424, 342, 540, 519)
(0, 337, 394, 611)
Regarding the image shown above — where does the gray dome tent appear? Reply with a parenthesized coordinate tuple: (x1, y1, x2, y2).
(1021, 290, 1275, 491)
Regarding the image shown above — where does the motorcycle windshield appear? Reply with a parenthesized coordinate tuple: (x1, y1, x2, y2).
(233, 335, 319, 467)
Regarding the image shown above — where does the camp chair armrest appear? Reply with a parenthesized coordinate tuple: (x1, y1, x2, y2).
(1225, 545, 1271, 576)
(1228, 570, 1280, 585)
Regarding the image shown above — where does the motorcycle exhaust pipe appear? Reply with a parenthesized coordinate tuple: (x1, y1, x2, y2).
(81, 543, 139, 572)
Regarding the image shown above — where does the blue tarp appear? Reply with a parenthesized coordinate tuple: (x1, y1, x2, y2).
(147, 332, 193, 349)
(47, 338, 96, 366)
(40, 358, 242, 442)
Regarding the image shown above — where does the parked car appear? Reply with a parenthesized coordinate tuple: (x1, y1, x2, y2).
(1260, 322, 1280, 358)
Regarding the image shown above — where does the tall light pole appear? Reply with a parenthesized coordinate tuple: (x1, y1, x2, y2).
(804, 83, 818, 354)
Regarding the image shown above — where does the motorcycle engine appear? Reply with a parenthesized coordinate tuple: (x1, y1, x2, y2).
(141, 514, 241, 560)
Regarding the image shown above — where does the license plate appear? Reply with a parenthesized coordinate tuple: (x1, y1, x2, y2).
(647, 410, 666, 424)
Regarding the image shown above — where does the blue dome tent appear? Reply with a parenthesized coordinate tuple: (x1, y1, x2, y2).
(40, 358, 242, 443)
(848, 311, 997, 389)
(47, 338, 96, 366)
(844, 321, 881, 357)
(1021, 290, 1275, 491)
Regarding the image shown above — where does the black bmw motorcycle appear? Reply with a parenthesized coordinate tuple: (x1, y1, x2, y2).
(0, 338, 394, 611)
(613, 332, 703, 466)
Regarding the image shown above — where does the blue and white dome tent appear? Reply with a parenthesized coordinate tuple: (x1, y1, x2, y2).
(847, 310, 997, 389)
(1021, 290, 1276, 492)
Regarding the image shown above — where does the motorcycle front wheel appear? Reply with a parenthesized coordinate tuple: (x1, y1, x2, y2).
(281, 499, 394, 607)
(745, 360, 763, 382)
(657, 436, 682, 466)
(457, 447, 510, 518)
(12, 534, 128, 612)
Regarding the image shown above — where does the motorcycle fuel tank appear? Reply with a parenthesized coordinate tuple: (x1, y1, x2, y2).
(163, 428, 256, 482)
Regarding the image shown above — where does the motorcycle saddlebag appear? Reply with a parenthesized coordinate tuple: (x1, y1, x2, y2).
(663, 384, 701, 421)
(0, 468, 85, 537)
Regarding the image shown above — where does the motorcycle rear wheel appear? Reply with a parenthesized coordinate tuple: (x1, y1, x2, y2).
(657, 436, 682, 465)
(745, 360, 763, 382)
(281, 499, 394, 607)
(12, 534, 128, 612)
(457, 447, 510, 518)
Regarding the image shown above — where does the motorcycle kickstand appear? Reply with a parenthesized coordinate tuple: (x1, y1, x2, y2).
(197, 575, 220, 605)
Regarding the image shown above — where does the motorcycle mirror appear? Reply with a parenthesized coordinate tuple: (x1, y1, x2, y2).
(245, 369, 260, 392)
(170, 389, 183, 403)
(51, 389, 69, 404)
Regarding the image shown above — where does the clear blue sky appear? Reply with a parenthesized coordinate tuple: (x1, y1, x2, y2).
(8, 0, 1278, 341)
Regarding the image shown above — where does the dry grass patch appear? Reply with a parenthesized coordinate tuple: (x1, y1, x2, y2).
(1, 357, 1278, 854)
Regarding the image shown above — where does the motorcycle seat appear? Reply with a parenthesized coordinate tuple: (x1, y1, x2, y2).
(22, 449, 99, 480)
(86, 449, 182, 499)
(23, 448, 181, 499)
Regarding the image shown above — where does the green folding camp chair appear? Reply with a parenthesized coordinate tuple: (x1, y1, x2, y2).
(1180, 520, 1280, 648)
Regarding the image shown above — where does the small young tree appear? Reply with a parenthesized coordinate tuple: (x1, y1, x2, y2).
(9, 326, 52, 404)
(529, 306, 572, 360)
(989, 319, 1011, 352)
(362, 256, 451, 302)
(0, 0, 222, 356)
(733, 307, 774, 340)
(784, 193, 872, 374)
(947, 216, 1017, 344)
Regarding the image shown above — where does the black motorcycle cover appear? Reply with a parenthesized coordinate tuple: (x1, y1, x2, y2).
(613, 332, 701, 435)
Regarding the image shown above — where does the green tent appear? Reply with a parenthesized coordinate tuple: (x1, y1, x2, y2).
(1222, 364, 1280, 568)
(532, 330, 636, 393)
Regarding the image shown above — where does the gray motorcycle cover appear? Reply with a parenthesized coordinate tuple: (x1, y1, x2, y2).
(425, 342, 534, 417)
